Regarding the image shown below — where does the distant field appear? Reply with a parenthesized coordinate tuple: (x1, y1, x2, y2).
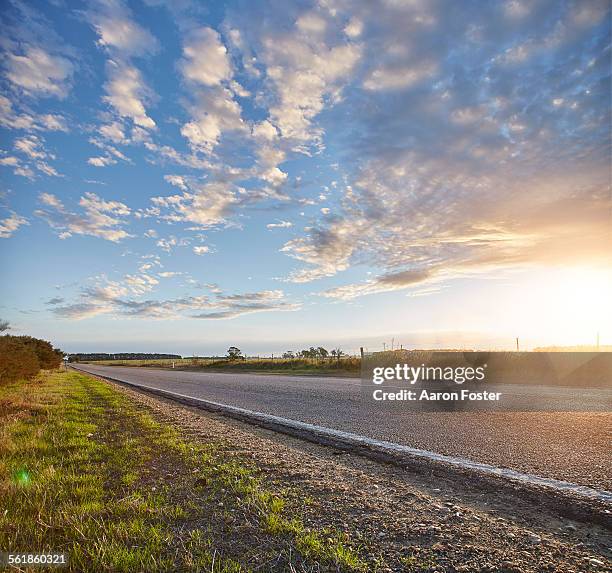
(74, 351, 611, 386)
(76, 356, 362, 376)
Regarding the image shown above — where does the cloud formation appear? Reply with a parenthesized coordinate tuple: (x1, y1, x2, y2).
(5, 46, 74, 98)
(103, 60, 156, 129)
(0, 212, 28, 238)
(0, 0, 609, 330)
(178, 27, 245, 153)
(0, 95, 68, 132)
(277, 0, 612, 296)
(85, 0, 158, 137)
(86, 0, 159, 57)
(52, 275, 299, 320)
(35, 192, 132, 242)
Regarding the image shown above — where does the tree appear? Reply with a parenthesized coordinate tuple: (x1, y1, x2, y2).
(226, 346, 244, 360)
(316, 347, 329, 359)
(332, 348, 344, 363)
(282, 351, 295, 359)
(0, 319, 9, 332)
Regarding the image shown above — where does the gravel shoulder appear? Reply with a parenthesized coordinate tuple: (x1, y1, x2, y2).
(107, 377, 612, 573)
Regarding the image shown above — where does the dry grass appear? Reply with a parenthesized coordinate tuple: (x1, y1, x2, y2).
(78, 356, 362, 376)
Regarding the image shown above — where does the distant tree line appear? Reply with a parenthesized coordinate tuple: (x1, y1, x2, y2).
(282, 347, 345, 360)
(224, 347, 346, 361)
(68, 353, 182, 362)
(0, 321, 64, 385)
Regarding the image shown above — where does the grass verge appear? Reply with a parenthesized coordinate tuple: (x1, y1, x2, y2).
(0, 370, 367, 572)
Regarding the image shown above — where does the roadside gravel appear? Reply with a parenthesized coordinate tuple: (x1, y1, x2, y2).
(106, 379, 611, 572)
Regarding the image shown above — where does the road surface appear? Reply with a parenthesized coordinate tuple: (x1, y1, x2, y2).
(74, 364, 612, 490)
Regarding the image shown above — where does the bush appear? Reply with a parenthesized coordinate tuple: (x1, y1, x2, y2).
(0, 336, 41, 385)
(16, 336, 63, 369)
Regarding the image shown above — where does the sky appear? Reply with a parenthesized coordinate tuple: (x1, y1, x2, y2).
(0, 0, 610, 355)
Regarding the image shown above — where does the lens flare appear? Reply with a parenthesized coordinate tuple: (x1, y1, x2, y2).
(12, 468, 31, 486)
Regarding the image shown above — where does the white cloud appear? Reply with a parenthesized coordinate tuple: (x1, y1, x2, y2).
(344, 17, 363, 38)
(181, 27, 232, 87)
(229, 80, 250, 97)
(296, 12, 327, 35)
(124, 272, 159, 295)
(35, 161, 60, 177)
(82, 1, 157, 168)
(156, 235, 190, 252)
(88, 156, 116, 167)
(363, 61, 437, 91)
(99, 121, 127, 143)
(177, 26, 245, 154)
(251, 120, 278, 141)
(180, 86, 244, 153)
(11, 135, 61, 177)
(103, 61, 156, 129)
(193, 245, 210, 255)
(87, 137, 130, 167)
(14, 135, 48, 160)
(13, 165, 35, 179)
(164, 175, 188, 190)
(260, 166, 288, 187)
(35, 191, 132, 242)
(5, 46, 74, 98)
(0, 212, 29, 238)
(39, 114, 68, 131)
(86, 0, 158, 57)
(0, 96, 68, 132)
(267, 220, 293, 229)
(261, 22, 362, 144)
(151, 181, 238, 228)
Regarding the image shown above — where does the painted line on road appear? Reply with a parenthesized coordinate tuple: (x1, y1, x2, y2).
(72, 366, 612, 507)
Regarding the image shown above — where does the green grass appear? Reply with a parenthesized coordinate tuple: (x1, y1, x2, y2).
(0, 371, 367, 572)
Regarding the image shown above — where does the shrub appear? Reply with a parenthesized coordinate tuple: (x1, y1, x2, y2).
(16, 336, 63, 369)
(0, 336, 41, 385)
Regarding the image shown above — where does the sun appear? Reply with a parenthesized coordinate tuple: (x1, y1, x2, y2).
(539, 266, 612, 345)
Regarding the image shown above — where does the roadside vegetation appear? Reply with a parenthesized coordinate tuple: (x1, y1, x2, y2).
(73, 345, 362, 376)
(0, 370, 367, 572)
(75, 346, 611, 387)
(76, 356, 362, 376)
(0, 320, 63, 385)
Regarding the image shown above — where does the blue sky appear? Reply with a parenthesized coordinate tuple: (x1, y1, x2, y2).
(0, 0, 610, 355)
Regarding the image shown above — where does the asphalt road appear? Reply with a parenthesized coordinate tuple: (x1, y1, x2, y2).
(74, 364, 612, 491)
